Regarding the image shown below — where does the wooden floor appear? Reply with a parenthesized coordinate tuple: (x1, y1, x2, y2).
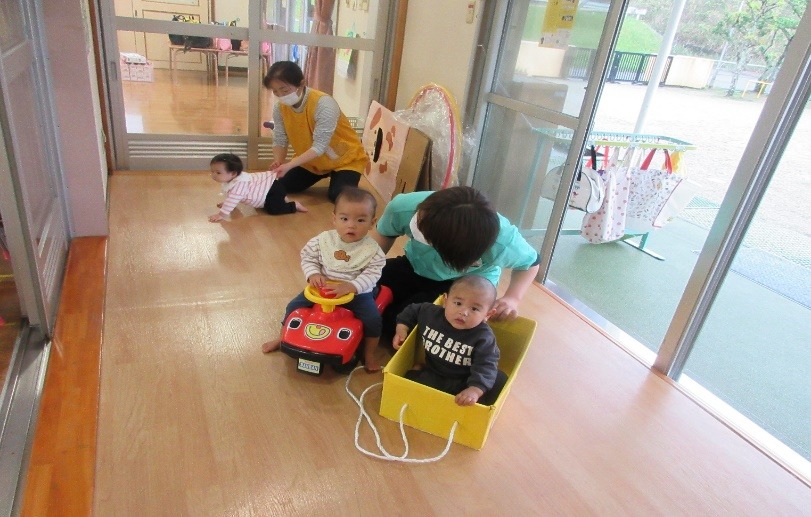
(22, 237, 106, 515)
(122, 69, 276, 137)
(22, 172, 811, 514)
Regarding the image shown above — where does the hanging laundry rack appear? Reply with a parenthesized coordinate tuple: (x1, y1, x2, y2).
(520, 127, 696, 260)
(536, 128, 695, 151)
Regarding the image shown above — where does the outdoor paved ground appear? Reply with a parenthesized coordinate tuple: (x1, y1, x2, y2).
(594, 82, 811, 240)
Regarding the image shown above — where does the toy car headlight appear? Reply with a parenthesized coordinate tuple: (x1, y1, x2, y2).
(337, 328, 352, 340)
(288, 317, 303, 329)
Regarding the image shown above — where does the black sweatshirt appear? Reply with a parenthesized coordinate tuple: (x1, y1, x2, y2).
(396, 303, 500, 391)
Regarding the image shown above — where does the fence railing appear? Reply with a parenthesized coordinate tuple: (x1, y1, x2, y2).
(565, 48, 672, 84)
(607, 52, 672, 84)
(563, 46, 768, 90)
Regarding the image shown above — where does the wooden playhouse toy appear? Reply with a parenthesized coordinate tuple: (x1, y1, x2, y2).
(380, 315, 536, 450)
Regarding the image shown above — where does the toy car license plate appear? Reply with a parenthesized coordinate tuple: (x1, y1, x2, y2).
(297, 358, 322, 375)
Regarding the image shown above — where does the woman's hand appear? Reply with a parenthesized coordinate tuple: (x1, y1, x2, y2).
(490, 266, 539, 321)
(271, 162, 293, 178)
(455, 386, 484, 406)
(490, 295, 520, 321)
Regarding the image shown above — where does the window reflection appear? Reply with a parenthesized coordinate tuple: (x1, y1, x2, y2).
(493, 0, 606, 117)
(118, 30, 249, 136)
(472, 105, 570, 228)
(0, 1, 26, 51)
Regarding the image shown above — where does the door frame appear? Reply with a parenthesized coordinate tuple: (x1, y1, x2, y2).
(98, 0, 391, 171)
(0, 0, 72, 332)
(465, 0, 630, 276)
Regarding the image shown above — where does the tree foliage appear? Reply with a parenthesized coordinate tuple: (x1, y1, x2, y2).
(632, 0, 805, 61)
(632, 0, 737, 55)
(713, 0, 804, 82)
(632, 0, 804, 94)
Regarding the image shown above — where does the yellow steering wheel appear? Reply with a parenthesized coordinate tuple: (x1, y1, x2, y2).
(304, 283, 355, 313)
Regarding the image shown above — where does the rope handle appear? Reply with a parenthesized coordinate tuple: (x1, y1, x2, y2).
(345, 367, 457, 463)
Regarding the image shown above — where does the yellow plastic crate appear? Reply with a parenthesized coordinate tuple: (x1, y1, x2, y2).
(380, 314, 536, 450)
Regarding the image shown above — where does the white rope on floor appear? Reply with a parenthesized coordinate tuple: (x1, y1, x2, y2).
(345, 366, 458, 463)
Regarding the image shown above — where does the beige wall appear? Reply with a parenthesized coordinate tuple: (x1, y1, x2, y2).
(395, 0, 479, 114)
(664, 55, 715, 89)
(214, 0, 248, 68)
(333, 1, 379, 121)
(43, 0, 108, 236)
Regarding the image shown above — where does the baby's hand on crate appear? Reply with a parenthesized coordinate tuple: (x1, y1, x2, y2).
(455, 386, 484, 406)
(392, 324, 410, 350)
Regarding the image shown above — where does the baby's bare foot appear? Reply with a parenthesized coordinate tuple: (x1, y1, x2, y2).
(364, 354, 381, 373)
(262, 340, 281, 353)
(295, 201, 309, 213)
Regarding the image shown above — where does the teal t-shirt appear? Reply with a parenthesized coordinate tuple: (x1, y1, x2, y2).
(376, 191, 539, 285)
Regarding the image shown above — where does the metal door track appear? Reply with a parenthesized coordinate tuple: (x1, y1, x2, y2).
(0, 322, 50, 516)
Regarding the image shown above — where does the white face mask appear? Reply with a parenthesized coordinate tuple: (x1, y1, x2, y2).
(277, 89, 302, 106)
(409, 214, 430, 246)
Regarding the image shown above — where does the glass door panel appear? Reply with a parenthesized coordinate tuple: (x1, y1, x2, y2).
(471, 0, 614, 195)
(0, 1, 25, 50)
(105, 0, 385, 169)
(118, 29, 250, 136)
(265, 0, 378, 37)
(470, 0, 621, 287)
(491, 0, 608, 117)
(544, 0, 806, 356)
(266, 0, 321, 33)
(681, 90, 811, 462)
(472, 106, 572, 230)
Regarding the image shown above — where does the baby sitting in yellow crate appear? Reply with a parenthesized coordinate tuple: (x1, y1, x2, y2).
(391, 275, 507, 407)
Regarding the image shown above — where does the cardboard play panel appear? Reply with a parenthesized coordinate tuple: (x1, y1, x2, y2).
(380, 315, 536, 450)
(362, 101, 431, 202)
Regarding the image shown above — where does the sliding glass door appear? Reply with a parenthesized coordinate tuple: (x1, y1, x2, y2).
(467, 0, 628, 258)
(0, 0, 70, 331)
(101, 0, 388, 170)
(470, 0, 811, 475)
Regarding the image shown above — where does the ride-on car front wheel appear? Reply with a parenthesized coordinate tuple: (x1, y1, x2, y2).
(332, 354, 360, 374)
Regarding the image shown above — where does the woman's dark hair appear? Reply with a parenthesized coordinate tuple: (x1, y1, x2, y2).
(210, 153, 243, 175)
(417, 186, 499, 271)
(263, 61, 305, 89)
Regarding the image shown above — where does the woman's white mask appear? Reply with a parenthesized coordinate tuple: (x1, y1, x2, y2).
(277, 89, 301, 106)
(409, 214, 430, 246)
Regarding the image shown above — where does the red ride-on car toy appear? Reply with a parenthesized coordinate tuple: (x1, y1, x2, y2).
(280, 284, 393, 375)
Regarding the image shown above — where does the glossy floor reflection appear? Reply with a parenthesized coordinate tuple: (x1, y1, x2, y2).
(91, 171, 811, 514)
